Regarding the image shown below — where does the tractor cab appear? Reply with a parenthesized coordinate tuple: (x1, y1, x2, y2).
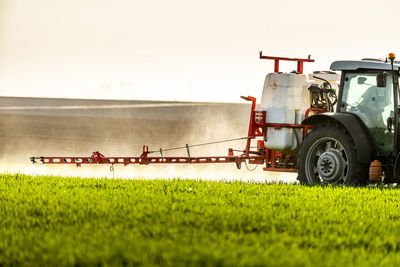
(331, 59, 399, 153)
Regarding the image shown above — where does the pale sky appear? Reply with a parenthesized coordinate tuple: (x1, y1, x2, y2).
(1, 0, 399, 102)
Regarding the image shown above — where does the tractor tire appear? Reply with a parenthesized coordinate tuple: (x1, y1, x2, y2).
(297, 126, 368, 185)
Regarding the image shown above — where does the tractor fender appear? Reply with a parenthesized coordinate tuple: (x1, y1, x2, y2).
(302, 113, 376, 164)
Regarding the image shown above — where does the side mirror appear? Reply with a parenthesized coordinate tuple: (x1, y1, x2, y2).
(377, 72, 387, 87)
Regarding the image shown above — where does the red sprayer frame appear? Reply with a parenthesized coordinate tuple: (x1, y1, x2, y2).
(30, 98, 324, 173)
(30, 53, 323, 173)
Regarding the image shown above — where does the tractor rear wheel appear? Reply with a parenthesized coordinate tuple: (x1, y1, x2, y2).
(298, 126, 368, 185)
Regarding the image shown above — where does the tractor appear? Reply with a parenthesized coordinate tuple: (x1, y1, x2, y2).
(31, 52, 400, 185)
(297, 53, 399, 185)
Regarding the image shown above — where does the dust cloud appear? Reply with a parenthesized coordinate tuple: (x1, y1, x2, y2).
(0, 97, 297, 183)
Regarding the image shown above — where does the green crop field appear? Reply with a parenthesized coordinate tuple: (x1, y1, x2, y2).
(2, 174, 400, 266)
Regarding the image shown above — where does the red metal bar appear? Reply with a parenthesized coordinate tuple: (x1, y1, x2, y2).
(33, 152, 296, 173)
(259, 52, 315, 63)
(274, 60, 279, 72)
(32, 153, 266, 167)
(263, 167, 297, 173)
(241, 96, 257, 157)
(259, 51, 314, 74)
(265, 123, 309, 130)
(305, 107, 325, 118)
(297, 61, 303, 74)
(270, 150, 276, 169)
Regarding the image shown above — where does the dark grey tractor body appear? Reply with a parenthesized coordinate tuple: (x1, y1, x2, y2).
(298, 59, 400, 185)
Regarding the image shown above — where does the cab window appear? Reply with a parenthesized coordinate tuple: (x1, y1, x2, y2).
(342, 72, 394, 152)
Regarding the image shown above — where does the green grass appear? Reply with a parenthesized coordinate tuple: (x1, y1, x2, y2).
(2, 174, 400, 266)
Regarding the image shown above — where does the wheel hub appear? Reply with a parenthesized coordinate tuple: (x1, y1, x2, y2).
(317, 148, 345, 183)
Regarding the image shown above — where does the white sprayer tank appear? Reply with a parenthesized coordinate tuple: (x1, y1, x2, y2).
(260, 73, 310, 153)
